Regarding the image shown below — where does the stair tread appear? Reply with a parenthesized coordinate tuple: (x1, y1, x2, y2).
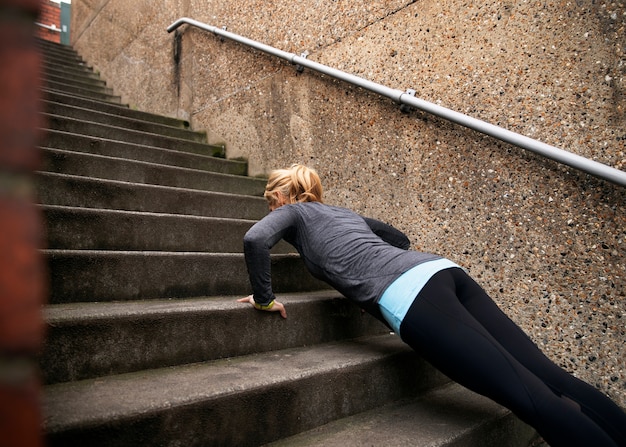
(41, 88, 187, 127)
(43, 112, 227, 156)
(43, 249, 324, 304)
(35, 171, 269, 220)
(42, 248, 295, 257)
(42, 100, 204, 139)
(40, 147, 266, 193)
(43, 291, 342, 323)
(43, 85, 122, 103)
(265, 383, 530, 447)
(40, 204, 264, 252)
(36, 170, 261, 197)
(45, 76, 112, 93)
(43, 59, 95, 74)
(40, 292, 385, 385)
(42, 86, 124, 108)
(40, 137, 234, 175)
(42, 148, 244, 180)
(43, 334, 410, 431)
(40, 203, 257, 223)
(41, 203, 301, 253)
(44, 112, 201, 145)
(43, 63, 101, 78)
(44, 73, 107, 90)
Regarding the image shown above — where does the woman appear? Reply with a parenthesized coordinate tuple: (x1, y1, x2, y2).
(238, 164, 626, 447)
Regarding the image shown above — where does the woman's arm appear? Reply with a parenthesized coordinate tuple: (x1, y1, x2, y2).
(362, 217, 411, 250)
(242, 207, 296, 307)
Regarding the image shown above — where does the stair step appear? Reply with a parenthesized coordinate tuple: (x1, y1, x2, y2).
(40, 41, 86, 63)
(44, 250, 327, 304)
(37, 38, 81, 57)
(42, 100, 207, 143)
(44, 113, 224, 156)
(267, 383, 537, 447)
(43, 334, 449, 447)
(44, 69, 107, 90)
(35, 172, 270, 219)
(42, 89, 189, 128)
(42, 130, 236, 174)
(42, 51, 88, 70)
(41, 205, 279, 252)
(42, 61, 106, 84)
(44, 82, 122, 103)
(44, 76, 115, 98)
(43, 60, 101, 81)
(41, 292, 388, 384)
(40, 148, 264, 195)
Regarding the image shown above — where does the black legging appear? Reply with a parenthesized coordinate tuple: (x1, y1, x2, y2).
(399, 268, 626, 447)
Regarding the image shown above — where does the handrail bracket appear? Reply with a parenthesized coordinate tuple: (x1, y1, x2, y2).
(295, 51, 309, 73)
(400, 89, 416, 113)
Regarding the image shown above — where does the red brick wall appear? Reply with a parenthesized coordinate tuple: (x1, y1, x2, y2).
(0, 1, 47, 446)
(36, 0, 60, 43)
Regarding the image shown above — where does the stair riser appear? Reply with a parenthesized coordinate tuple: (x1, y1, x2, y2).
(451, 413, 538, 447)
(44, 114, 224, 157)
(44, 83, 121, 103)
(42, 62, 101, 84)
(45, 353, 448, 447)
(45, 71, 107, 90)
(42, 131, 239, 174)
(43, 63, 101, 81)
(42, 90, 189, 128)
(43, 101, 207, 143)
(41, 46, 86, 63)
(38, 42, 82, 58)
(42, 54, 88, 71)
(41, 149, 264, 195)
(41, 297, 387, 384)
(45, 251, 327, 303)
(35, 173, 269, 220)
(43, 207, 259, 252)
(268, 382, 538, 447)
(45, 77, 114, 97)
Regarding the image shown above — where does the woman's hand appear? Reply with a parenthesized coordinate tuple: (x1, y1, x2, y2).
(237, 295, 287, 319)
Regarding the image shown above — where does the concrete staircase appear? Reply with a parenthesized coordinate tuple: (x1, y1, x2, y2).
(37, 38, 538, 446)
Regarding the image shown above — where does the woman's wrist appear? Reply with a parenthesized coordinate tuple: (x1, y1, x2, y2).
(254, 299, 275, 310)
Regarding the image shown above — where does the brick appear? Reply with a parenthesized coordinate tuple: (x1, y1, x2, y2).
(36, 0, 61, 43)
(0, 379, 43, 447)
(0, 2, 46, 446)
(0, 196, 46, 352)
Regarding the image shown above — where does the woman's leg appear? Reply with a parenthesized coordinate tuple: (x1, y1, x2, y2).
(399, 268, 618, 447)
(446, 267, 626, 446)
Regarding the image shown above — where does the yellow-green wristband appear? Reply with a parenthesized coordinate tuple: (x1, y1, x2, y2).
(254, 300, 275, 310)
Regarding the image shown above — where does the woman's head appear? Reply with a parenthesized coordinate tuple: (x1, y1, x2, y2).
(264, 164, 323, 210)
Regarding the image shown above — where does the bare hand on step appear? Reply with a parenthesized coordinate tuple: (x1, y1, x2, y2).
(237, 295, 287, 319)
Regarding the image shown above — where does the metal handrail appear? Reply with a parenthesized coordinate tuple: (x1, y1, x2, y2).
(168, 17, 626, 187)
(35, 22, 61, 33)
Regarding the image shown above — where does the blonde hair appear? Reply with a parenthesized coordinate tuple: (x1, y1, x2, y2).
(264, 164, 323, 206)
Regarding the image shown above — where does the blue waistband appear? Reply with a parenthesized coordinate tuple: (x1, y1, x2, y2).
(378, 258, 460, 334)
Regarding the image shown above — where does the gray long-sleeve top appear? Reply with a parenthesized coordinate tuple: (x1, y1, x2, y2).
(243, 202, 441, 323)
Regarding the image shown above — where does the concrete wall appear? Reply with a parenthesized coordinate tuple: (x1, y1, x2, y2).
(71, 0, 625, 407)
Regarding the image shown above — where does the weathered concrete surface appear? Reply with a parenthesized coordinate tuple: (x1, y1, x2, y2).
(40, 292, 387, 384)
(70, 0, 626, 408)
(43, 334, 449, 446)
(267, 382, 537, 447)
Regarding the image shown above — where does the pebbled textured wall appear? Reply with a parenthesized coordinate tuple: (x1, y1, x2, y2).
(70, 0, 625, 407)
